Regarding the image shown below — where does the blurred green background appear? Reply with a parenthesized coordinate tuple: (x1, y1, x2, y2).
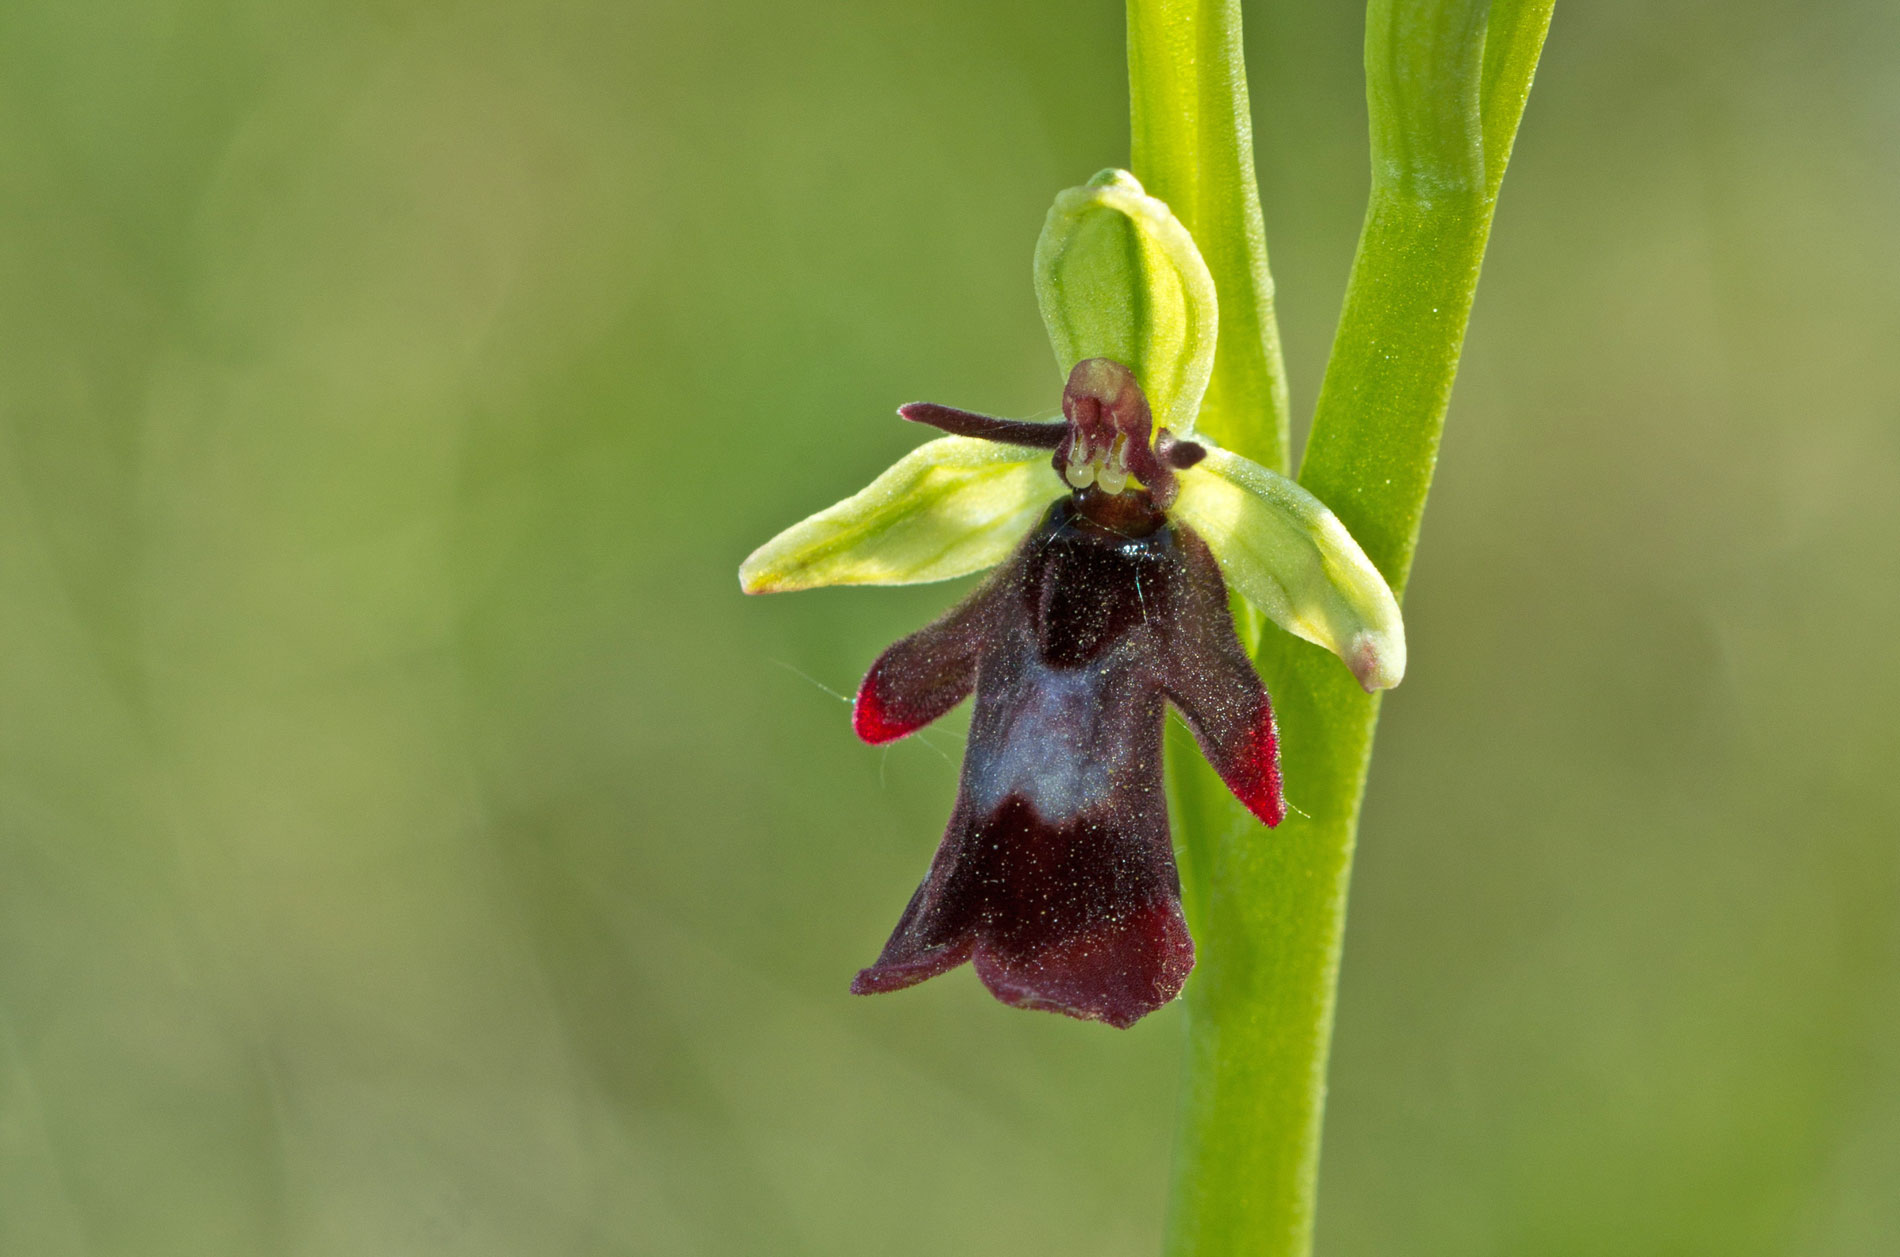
(3, 1, 1897, 1254)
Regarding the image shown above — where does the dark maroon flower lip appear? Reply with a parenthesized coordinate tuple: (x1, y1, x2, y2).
(848, 476, 1283, 1027)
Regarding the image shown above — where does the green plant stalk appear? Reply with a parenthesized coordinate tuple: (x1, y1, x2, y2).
(1127, 0, 1292, 477)
(1143, 3, 1554, 1256)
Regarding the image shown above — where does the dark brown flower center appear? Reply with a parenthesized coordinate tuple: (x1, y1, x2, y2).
(897, 357, 1206, 514)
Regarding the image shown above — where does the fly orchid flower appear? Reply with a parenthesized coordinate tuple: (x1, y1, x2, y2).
(740, 171, 1404, 1027)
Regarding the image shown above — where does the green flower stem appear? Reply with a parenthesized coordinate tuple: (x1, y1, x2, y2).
(1127, 0, 1291, 475)
(1147, 3, 1554, 1256)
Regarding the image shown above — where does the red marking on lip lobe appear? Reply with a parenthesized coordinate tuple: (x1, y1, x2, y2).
(1231, 705, 1286, 828)
(852, 674, 909, 745)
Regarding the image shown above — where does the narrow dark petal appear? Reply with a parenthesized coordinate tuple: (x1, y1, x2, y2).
(851, 563, 1015, 744)
(1155, 428, 1206, 470)
(1124, 442, 1176, 508)
(1157, 523, 1287, 827)
(898, 402, 1067, 449)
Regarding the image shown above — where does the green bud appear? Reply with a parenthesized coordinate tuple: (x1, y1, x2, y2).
(1033, 170, 1219, 437)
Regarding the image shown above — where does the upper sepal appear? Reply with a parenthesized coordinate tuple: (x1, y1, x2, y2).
(1034, 170, 1218, 440)
(739, 437, 1063, 594)
(1169, 445, 1407, 691)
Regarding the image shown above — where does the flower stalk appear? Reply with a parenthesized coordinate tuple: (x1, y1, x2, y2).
(1126, 0, 1291, 476)
(1141, 3, 1554, 1256)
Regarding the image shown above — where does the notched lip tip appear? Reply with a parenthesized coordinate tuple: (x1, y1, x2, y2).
(1023, 999, 1149, 1030)
(987, 986, 1164, 1030)
(853, 945, 969, 995)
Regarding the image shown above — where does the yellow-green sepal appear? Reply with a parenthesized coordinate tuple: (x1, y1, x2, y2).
(1171, 445, 1407, 691)
(739, 437, 1062, 594)
(1034, 170, 1218, 438)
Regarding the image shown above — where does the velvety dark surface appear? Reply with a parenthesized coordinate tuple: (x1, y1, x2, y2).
(853, 497, 1277, 1026)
